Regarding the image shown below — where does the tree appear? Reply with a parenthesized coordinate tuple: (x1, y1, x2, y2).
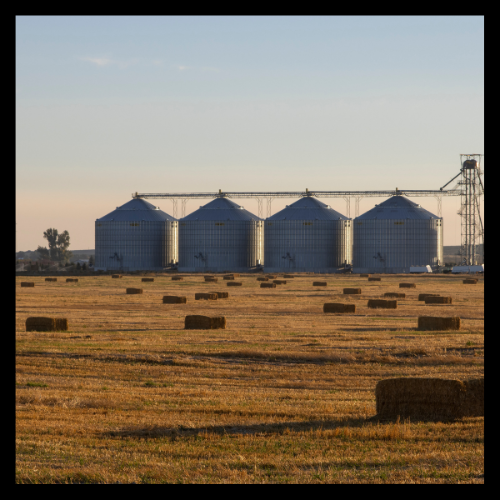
(82, 263, 87, 271)
(89, 255, 95, 267)
(42, 228, 72, 262)
(36, 246, 50, 259)
(76, 262, 81, 270)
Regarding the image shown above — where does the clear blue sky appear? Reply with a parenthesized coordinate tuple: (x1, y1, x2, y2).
(16, 16, 484, 250)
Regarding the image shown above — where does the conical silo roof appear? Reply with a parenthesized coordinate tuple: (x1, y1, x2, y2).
(267, 196, 348, 221)
(356, 196, 439, 220)
(97, 198, 176, 222)
(181, 197, 261, 221)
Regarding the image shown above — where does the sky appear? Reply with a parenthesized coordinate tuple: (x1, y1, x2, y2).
(16, 16, 484, 251)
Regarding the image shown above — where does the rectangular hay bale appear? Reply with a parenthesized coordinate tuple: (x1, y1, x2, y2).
(313, 282, 327, 286)
(323, 303, 356, 313)
(360, 274, 369, 277)
(273, 280, 287, 285)
(375, 377, 484, 419)
(384, 292, 405, 298)
(227, 282, 242, 287)
(343, 288, 361, 294)
(45, 278, 57, 282)
(204, 277, 219, 282)
(21, 282, 35, 287)
(163, 296, 187, 304)
(126, 288, 143, 294)
(257, 277, 269, 281)
(399, 283, 416, 288)
(112, 274, 122, 278)
(141, 278, 154, 282)
(185, 315, 226, 330)
(368, 277, 381, 281)
(210, 291, 229, 299)
(195, 293, 218, 300)
(425, 296, 452, 304)
(463, 279, 478, 284)
(418, 293, 440, 301)
(172, 276, 184, 281)
(260, 283, 276, 288)
(26, 317, 56, 332)
(283, 274, 295, 278)
(55, 318, 68, 331)
(223, 276, 235, 280)
(417, 316, 460, 331)
(368, 299, 397, 309)
(66, 278, 78, 283)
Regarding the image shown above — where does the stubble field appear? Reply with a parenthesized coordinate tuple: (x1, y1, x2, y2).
(15, 272, 484, 483)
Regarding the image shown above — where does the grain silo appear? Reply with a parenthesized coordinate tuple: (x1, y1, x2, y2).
(95, 198, 178, 271)
(264, 196, 352, 273)
(178, 197, 263, 272)
(353, 196, 443, 274)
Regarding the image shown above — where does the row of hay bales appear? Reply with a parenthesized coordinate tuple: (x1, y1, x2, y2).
(21, 278, 79, 287)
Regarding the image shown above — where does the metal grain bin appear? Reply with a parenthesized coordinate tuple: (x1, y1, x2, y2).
(264, 196, 352, 273)
(178, 197, 263, 272)
(353, 196, 442, 274)
(95, 198, 178, 271)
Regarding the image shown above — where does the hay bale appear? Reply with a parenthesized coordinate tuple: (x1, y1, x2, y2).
(163, 296, 187, 304)
(343, 288, 361, 294)
(399, 283, 416, 288)
(368, 277, 381, 281)
(231, 274, 240, 278)
(204, 277, 219, 282)
(368, 299, 397, 309)
(463, 279, 478, 284)
(261, 283, 276, 288)
(112, 274, 122, 279)
(223, 276, 235, 280)
(360, 274, 369, 277)
(172, 276, 184, 281)
(227, 282, 243, 287)
(45, 278, 57, 282)
(55, 318, 68, 331)
(273, 280, 287, 285)
(425, 296, 452, 304)
(375, 377, 484, 419)
(66, 278, 78, 283)
(21, 282, 35, 287)
(257, 277, 269, 281)
(417, 316, 460, 331)
(323, 303, 356, 313)
(126, 288, 143, 294)
(384, 292, 405, 298)
(185, 315, 226, 330)
(142, 277, 154, 282)
(313, 282, 327, 286)
(418, 293, 440, 301)
(283, 274, 294, 278)
(26, 317, 55, 332)
(210, 291, 229, 299)
(195, 293, 218, 300)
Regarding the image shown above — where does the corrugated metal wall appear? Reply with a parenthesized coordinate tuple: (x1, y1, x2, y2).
(264, 220, 352, 272)
(178, 220, 263, 272)
(95, 220, 178, 271)
(353, 219, 443, 273)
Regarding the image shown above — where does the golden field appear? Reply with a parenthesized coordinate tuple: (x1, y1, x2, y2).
(15, 272, 484, 483)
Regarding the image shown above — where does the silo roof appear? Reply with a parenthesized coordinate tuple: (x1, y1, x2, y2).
(356, 196, 439, 220)
(97, 198, 176, 222)
(181, 197, 261, 221)
(267, 196, 349, 221)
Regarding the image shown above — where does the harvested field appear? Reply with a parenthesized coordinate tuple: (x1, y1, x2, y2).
(368, 299, 397, 309)
(399, 283, 416, 288)
(425, 296, 453, 305)
(283, 275, 295, 279)
(16, 273, 483, 483)
(163, 296, 187, 304)
(375, 377, 484, 420)
(384, 293, 405, 299)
